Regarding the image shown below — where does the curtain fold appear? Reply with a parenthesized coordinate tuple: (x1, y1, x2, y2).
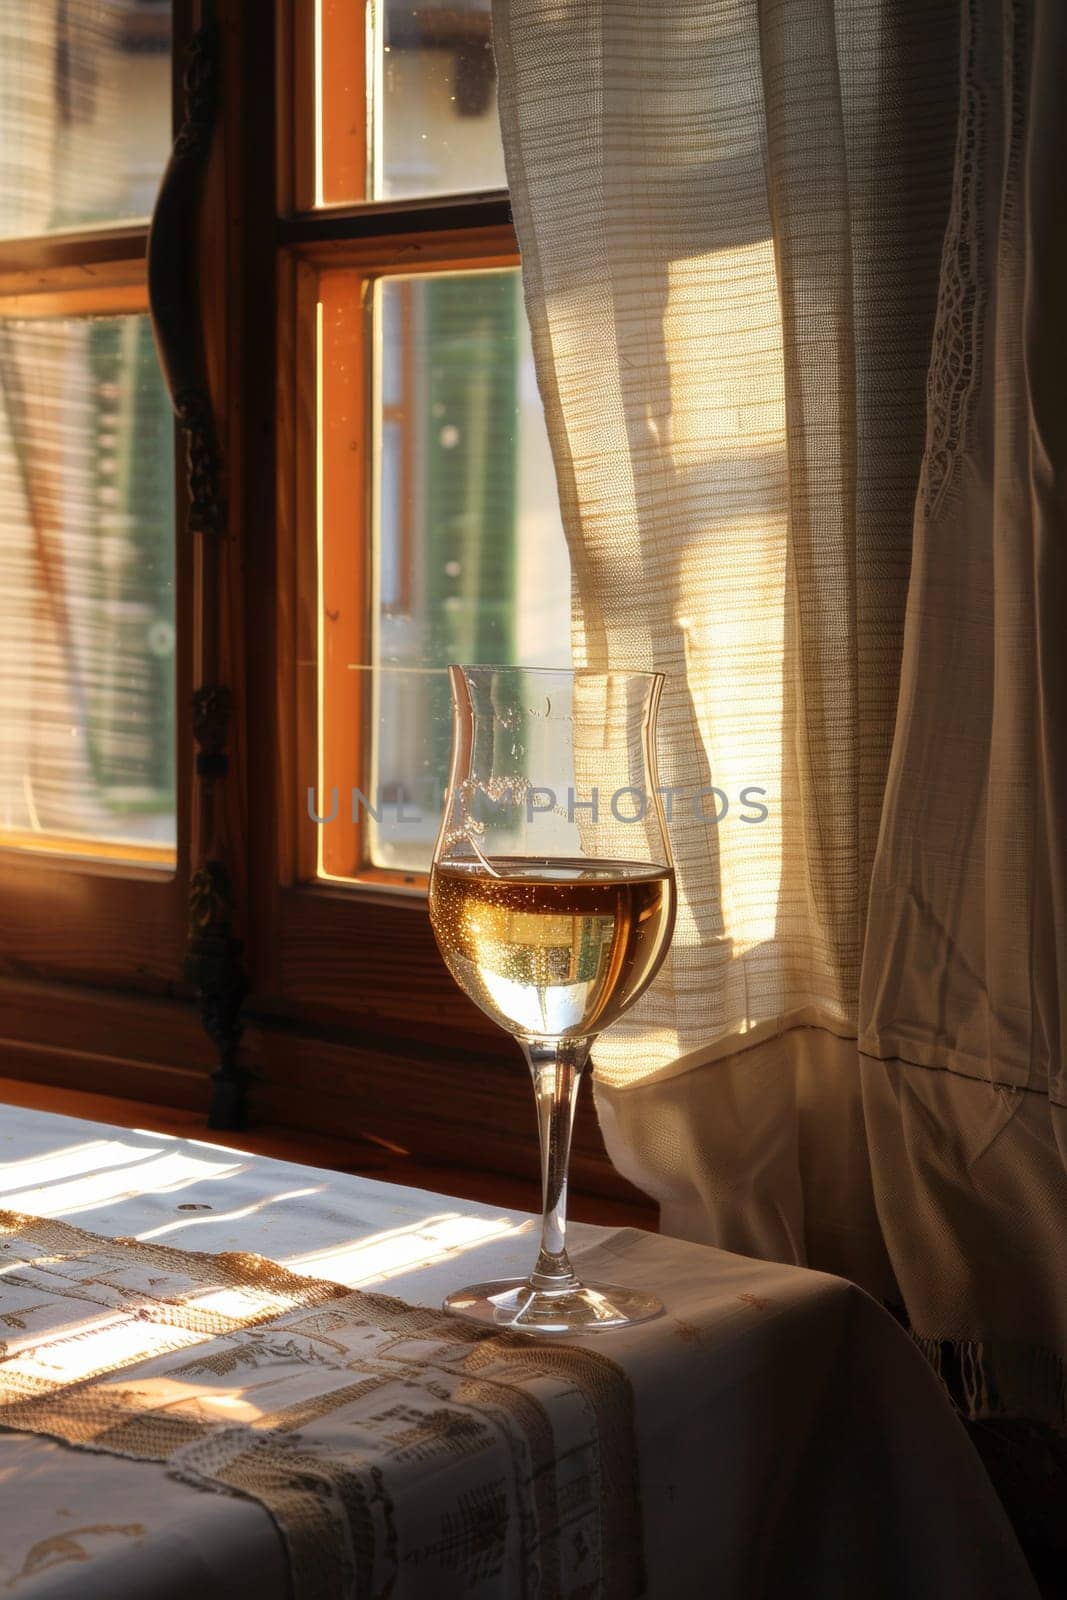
(493, 0, 1067, 1427)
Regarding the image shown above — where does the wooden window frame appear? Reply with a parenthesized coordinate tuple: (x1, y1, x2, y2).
(251, 0, 522, 1054)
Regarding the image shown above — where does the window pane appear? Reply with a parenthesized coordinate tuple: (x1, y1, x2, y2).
(366, 269, 569, 873)
(0, 315, 176, 862)
(375, 0, 504, 199)
(0, 1, 172, 239)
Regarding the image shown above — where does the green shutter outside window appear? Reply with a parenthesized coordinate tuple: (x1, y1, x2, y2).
(424, 272, 519, 669)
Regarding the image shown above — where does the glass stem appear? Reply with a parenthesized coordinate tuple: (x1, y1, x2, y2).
(521, 1037, 590, 1291)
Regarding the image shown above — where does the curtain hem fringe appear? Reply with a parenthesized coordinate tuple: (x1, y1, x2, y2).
(911, 1332, 1067, 1434)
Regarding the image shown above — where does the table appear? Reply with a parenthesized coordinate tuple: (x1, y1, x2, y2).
(0, 1104, 1037, 1598)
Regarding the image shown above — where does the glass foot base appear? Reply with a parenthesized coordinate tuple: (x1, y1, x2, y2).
(443, 1277, 663, 1334)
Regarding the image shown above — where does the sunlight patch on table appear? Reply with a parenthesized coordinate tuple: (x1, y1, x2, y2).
(9, 1315, 204, 1384)
(0, 1151, 250, 1218)
(0, 1138, 166, 1188)
(282, 1212, 528, 1286)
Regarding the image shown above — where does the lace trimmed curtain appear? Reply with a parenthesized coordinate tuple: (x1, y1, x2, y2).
(492, 0, 1067, 1426)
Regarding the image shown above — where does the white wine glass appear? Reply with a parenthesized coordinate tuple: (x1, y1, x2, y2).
(428, 666, 676, 1333)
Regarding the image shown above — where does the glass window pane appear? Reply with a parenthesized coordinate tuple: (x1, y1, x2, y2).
(0, 314, 176, 862)
(375, 0, 504, 199)
(365, 269, 569, 873)
(0, 1, 172, 239)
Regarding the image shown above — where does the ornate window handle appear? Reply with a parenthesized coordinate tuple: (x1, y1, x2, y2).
(148, 10, 249, 1129)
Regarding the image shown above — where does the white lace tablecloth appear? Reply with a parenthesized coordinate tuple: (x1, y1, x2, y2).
(0, 1104, 1037, 1598)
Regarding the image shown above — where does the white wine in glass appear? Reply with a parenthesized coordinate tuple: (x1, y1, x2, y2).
(429, 667, 676, 1334)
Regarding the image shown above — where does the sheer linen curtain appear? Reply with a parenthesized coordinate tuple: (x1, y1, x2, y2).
(493, 0, 1066, 1426)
